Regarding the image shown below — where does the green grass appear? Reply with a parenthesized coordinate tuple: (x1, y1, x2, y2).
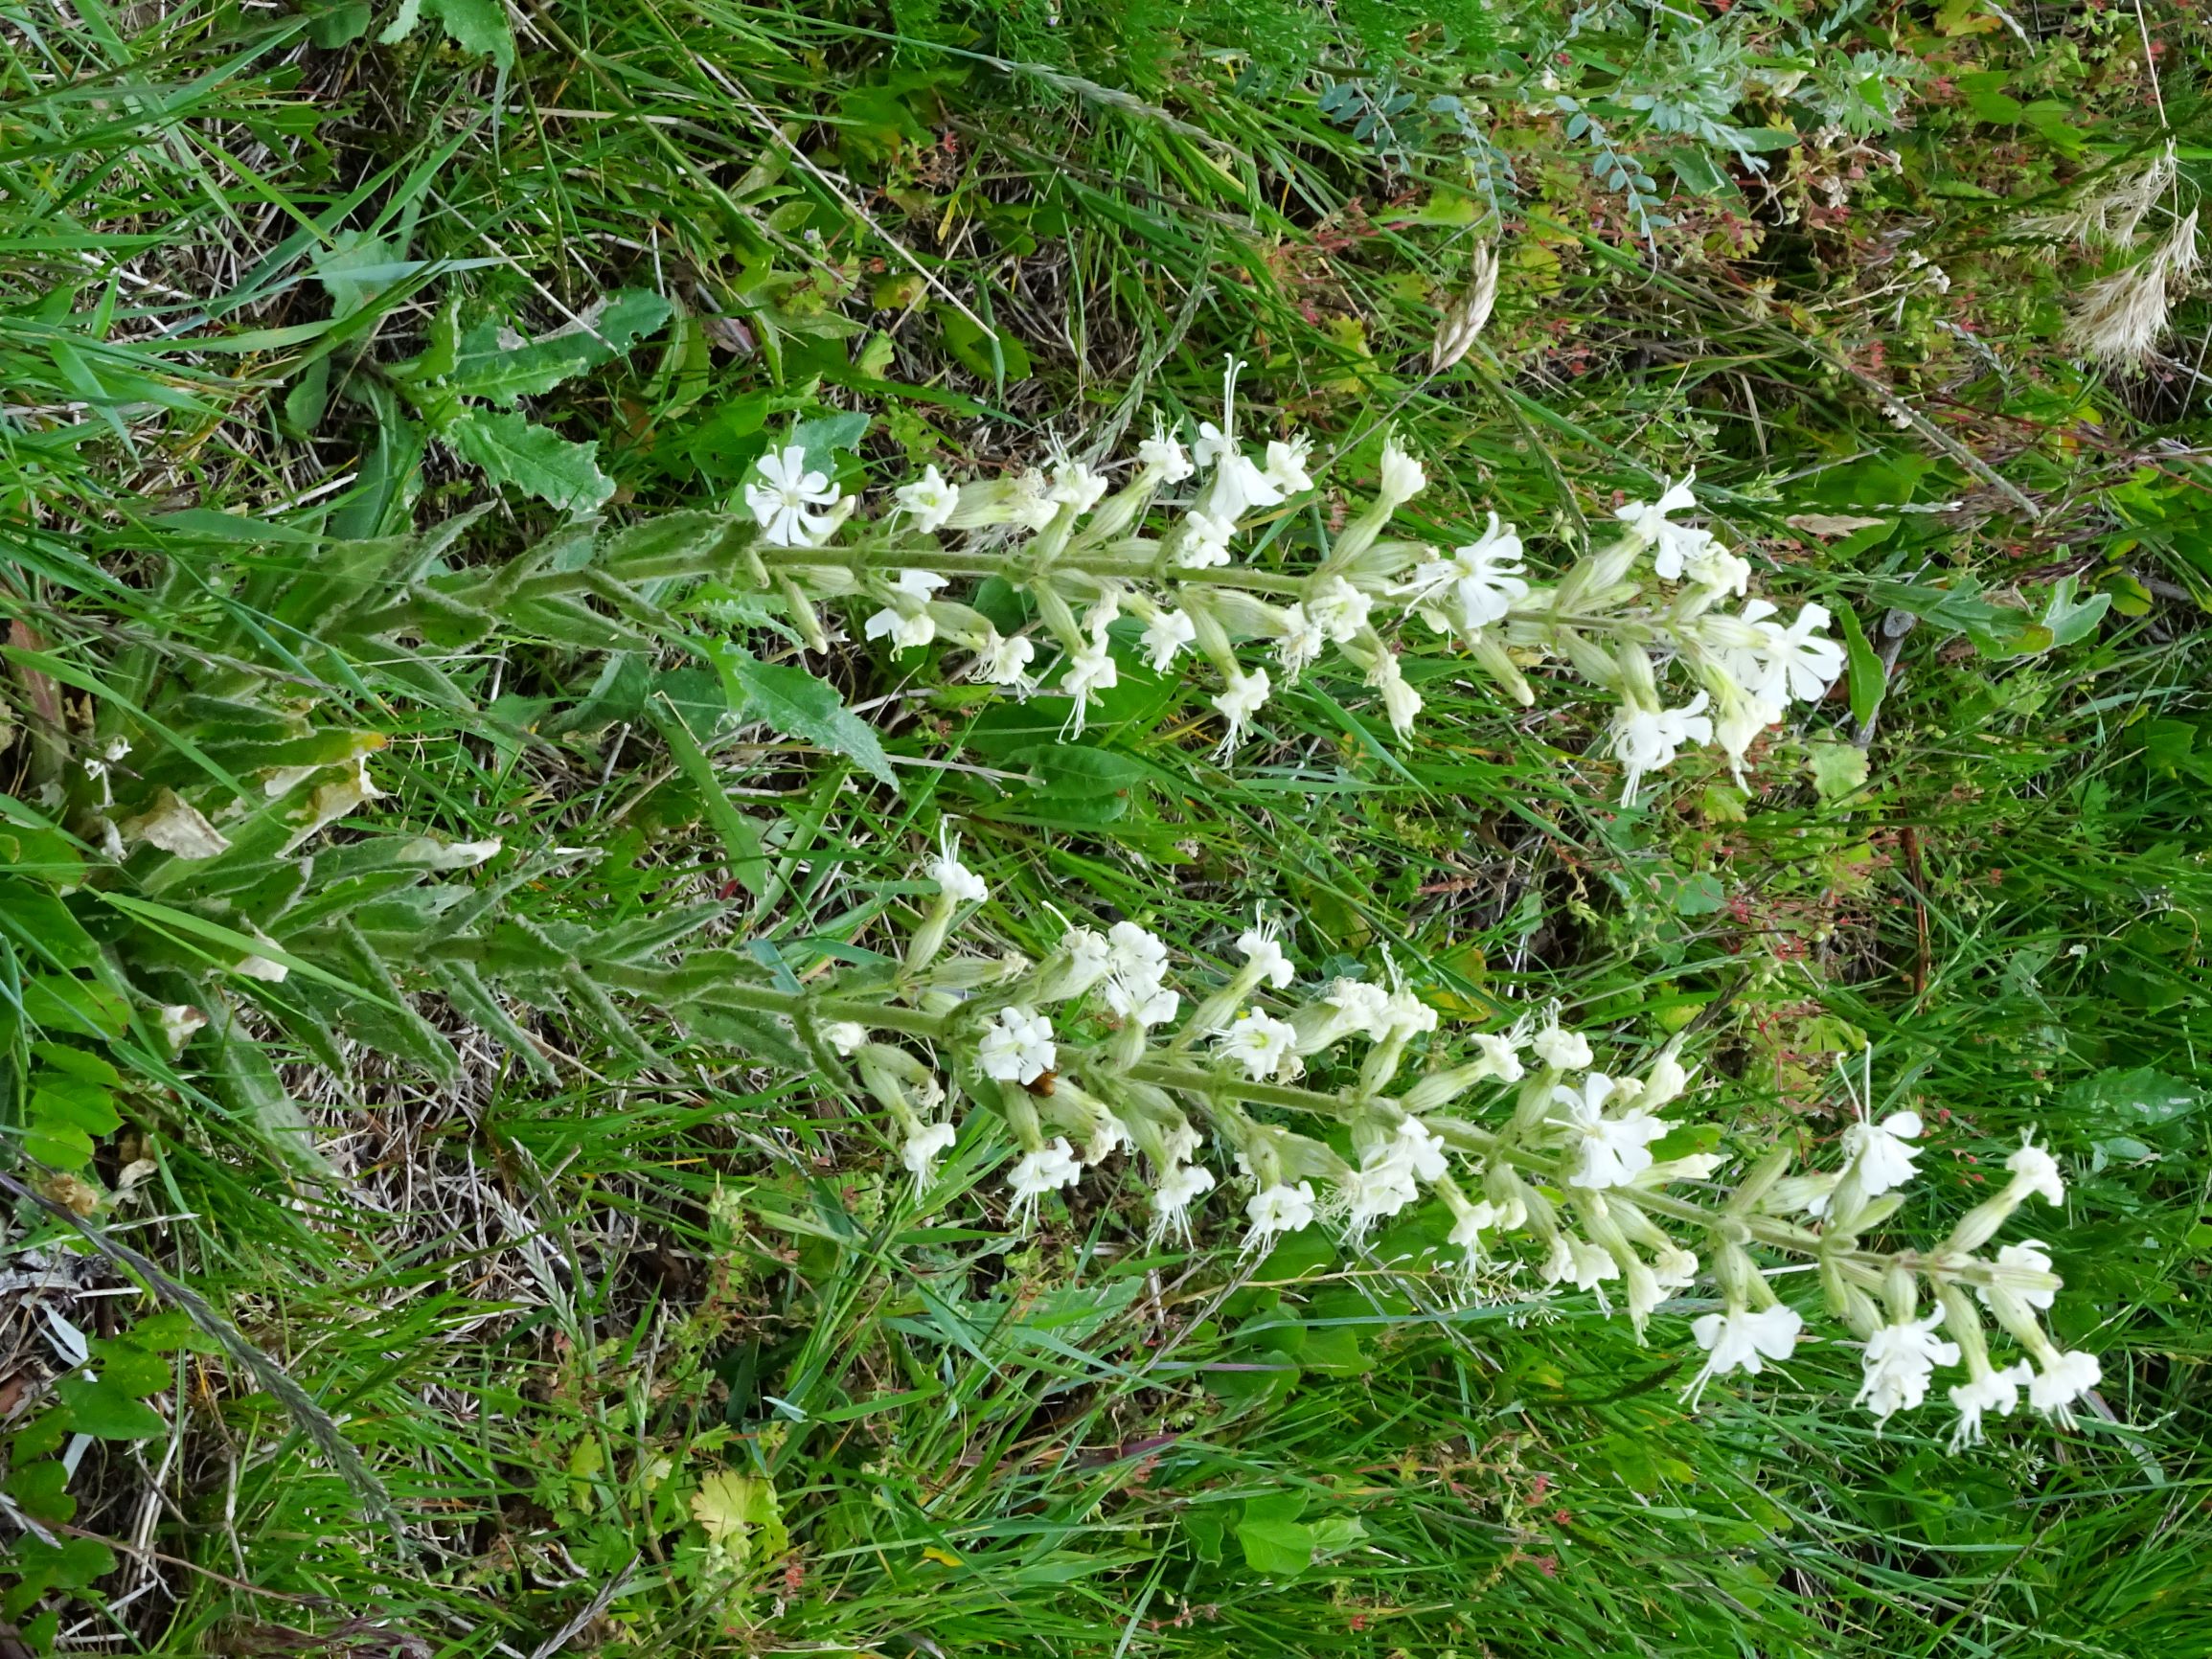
(4, 1, 2212, 1655)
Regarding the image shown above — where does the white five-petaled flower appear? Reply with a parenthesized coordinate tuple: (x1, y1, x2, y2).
(1840, 1107, 1924, 1199)
(1615, 472, 1712, 580)
(1060, 632, 1119, 732)
(1325, 978, 1393, 1043)
(1611, 692, 1713, 807)
(928, 835, 989, 905)
(1245, 1180, 1318, 1251)
(1389, 1116, 1450, 1182)
(1551, 1075, 1671, 1190)
(1397, 514, 1529, 635)
(1137, 423, 1195, 483)
(1684, 541, 1750, 597)
(1237, 923, 1295, 989)
(1728, 600, 1844, 707)
(1448, 1196, 1499, 1256)
(1213, 668, 1271, 754)
(1177, 509, 1236, 568)
(1141, 608, 1197, 671)
(1684, 1305, 1803, 1405)
(1216, 1008, 1299, 1081)
(823, 1020, 870, 1056)
(2025, 1349, 2101, 1422)
(1377, 438, 1426, 507)
(894, 465, 960, 533)
(1047, 458, 1109, 514)
(972, 631, 1038, 694)
(1989, 1240, 2060, 1311)
(1367, 654, 1422, 737)
(1006, 1136, 1083, 1224)
(1306, 575, 1374, 644)
(902, 1120, 958, 1185)
(1273, 604, 1327, 678)
(979, 1004, 1056, 1083)
(1469, 1027, 1527, 1083)
(1151, 1160, 1217, 1241)
(1103, 921, 1178, 1027)
(863, 569, 949, 651)
(745, 445, 841, 547)
(1949, 1360, 2034, 1449)
(2006, 1136, 2065, 1207)
(1856, 1310, 1961, 1423)
(1058, 926, 1115, 1000)
(1531, 1019, 1593, 1072)
(1263, 435, 1314, 496)
(1342, 1155, 1422, 1239)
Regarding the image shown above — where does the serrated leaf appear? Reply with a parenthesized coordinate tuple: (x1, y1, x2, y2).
(696, 638, 897, 790)
(1807, 738, 1870, 803)
(690, 1471, 788, 1567)
(439, 290, 672, 404)
(445, 408, 614, 513)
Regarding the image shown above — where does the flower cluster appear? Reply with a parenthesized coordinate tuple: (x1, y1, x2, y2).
(792, 846, 2100, 1452)
(724, 363, 1843, 801)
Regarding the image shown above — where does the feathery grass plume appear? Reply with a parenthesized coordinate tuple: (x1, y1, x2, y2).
(2064, 209, 2202, 368)
(2023, 144, 2178, 247)
(1430, 240, 1499, 373)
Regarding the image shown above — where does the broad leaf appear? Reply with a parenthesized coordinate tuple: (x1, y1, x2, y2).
(445, 408, 614, 513)
(440, 290, 672, 405)
(698, 638, 897, 790)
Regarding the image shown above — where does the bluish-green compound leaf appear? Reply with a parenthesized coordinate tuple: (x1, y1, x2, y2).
(445, 408, 614, 514)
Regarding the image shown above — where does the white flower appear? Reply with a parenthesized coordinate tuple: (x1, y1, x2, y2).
(1176, 510, 1236, 568)
(1216, 1009, 1298, 1080)
(1685, 1304, 1803, 1404)
(1161, 1121, 1204, 1166)
(1684, 541, 1750, 597)
(1531, 1020, 1593, 1072)
(1306, 576, 1373, 644)
(979, 1005, 1056, 1083)
(1841, 1108, 1923, 1198)
(1152, 1161, 1217, 1241)
(1008, 468, 1062, 532)
(1342, 1157, 1422, 1238)
(1615, 472, 1712, 580)
(928, 836, 989, 905)
(863, 568, 950, 651)
(2006, 1136, 2065, 1207)
(1559, 1237, 1620, 1297)
(1709, 677, 1783, 785)
(1057, 926, 1114, 1000)
(1610, 691, 1713, 807)
(745, 445, 841, 547)
(1368, 655, 1422, 737)
(1212, 447, 1283, 522)
(1469, 1028, 1526, 1083)
(1991, 1241, 2060, 1311)
(1213, 668, 1271, 754)
(1193, 418, 1229, 470)
(2025, 1350, 2101, 1422)
(1273, 604, 1327, 678)
(1551, 1075, 1670, 1189)
(972, 631, 1038, 693)
(1377, 438, 1426, 507)
(1389, 1117, 1449, 1183)
(1732, 602, 1845, 707)
(1006, 1136, 1083, 1224)
(1324, 979, 1393, 1042)
(1047, 458, 1109, 514)
(1137, 423, 1195, 483)
(1650, 1241, 1699, 1289)
(902, 1120, 958, 1185)
(1083, 1112, 1131, 1165)
(1237, 923, 1295, 989)
(1396, 515, 1529, 634)
(1245, 1180, 1317, 1251)
(1949, 1360, 2034, 1449)
(823, 1020, 870, 1056)
(1262, 435, 1313, 496)
(894, 465, 959, 533)
(1855, 1311, 1961, 1423)
(1103, 922, 1178, 1027)
(1448, 1197, 1499, 1255)
(1380, 983, 1438, 1042)
(1060, 635, 1120, 722)
(1141, 609, 1197, 671)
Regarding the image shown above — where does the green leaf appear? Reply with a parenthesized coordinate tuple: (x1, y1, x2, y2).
(445, 408, 614, 513)
(1807, 738, 1870, 803)
(380, 0, 513, 66)
(31, 1078, 121, 1138)
(2040, 575, 2111, 650)
(86, 1339, 171, 1397)
(937, 306, 1029, 385)
(55, 1375, 167, 1440)
(1236, 1514, 1315, 1576)
(313, 233, 402, 324)
(690, 1471, 788, 1568)
(1834, 601, 1885, 731)
(697, 639, 897, 790)
(646, 694, 768, 896)
(439, 290, 672, 404)
(789, 411, 871, 480)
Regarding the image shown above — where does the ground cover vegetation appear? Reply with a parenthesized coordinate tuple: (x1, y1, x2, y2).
(3, 0, 2210, 1654)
